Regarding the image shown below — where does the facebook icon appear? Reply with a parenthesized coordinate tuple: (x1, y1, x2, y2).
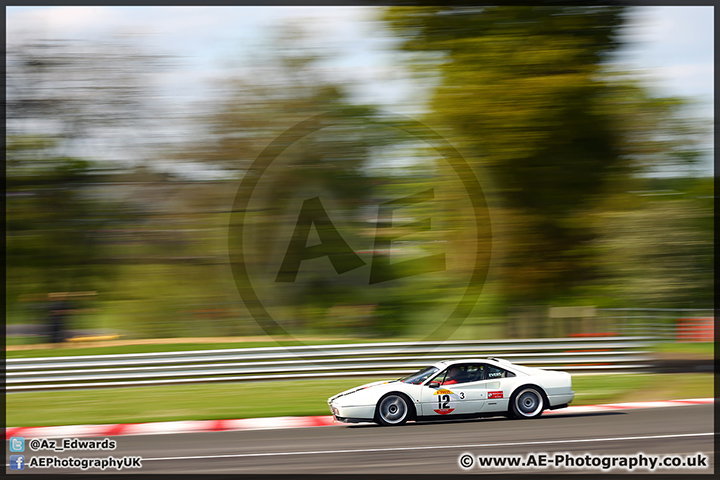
(9, 455, 25, 470)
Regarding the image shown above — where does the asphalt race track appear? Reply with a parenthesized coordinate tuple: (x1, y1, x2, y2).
(6, 405, 714, 475)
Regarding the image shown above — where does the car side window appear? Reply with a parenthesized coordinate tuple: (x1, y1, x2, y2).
(433, 364, 485, 385)
(461, 364, 485, 383)
(432, 364, 515, 385)
(485, 364, 516, 379)
(432, 370, 449, 384)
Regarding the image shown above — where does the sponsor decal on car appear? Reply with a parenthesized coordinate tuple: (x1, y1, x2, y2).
(433, 388, 457, 414)
(488, 391, 504, 399)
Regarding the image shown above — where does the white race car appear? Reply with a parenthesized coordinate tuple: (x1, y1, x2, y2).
(328, 357, 574, 425)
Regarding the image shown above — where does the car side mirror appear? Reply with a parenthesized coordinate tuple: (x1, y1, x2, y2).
(428, 382, 440, 388)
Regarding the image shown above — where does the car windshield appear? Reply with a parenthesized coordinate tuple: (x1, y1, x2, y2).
(399, 366, 440, 385)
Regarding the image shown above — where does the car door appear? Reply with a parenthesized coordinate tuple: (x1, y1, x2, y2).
(480, 363, 515, 412)
(419, 364, 487, 416)
(447, 363, 517, 414)
(420, 363, 516, 416)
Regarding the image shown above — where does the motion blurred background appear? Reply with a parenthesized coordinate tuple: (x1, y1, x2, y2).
(5, 6, 713, 346)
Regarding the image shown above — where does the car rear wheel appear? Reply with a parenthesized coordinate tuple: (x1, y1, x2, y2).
(510, 386, 545, 419)
(375, 393, 411, 426)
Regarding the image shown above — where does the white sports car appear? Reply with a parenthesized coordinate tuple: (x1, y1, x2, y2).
(328, 357, 574, 425)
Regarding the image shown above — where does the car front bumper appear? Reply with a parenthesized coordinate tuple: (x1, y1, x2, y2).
(328, 402, 375, 423)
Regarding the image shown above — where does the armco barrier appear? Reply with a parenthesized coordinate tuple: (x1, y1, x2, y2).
(5, 337, 657, 393)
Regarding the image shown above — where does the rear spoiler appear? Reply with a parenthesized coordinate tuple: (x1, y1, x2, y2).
(486, 356, 514, 365)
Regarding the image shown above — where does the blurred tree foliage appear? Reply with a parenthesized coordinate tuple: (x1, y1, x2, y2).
(5, 136, 115, 304)
(5, 39, 169, 318)
(5, 12, 712, 340)
(182, 25, 461, 336)
(161, 54, 374, 334)
(6, 39, 167, 159)
(384, 6, 709, 307)
(592, 177, 714, 308)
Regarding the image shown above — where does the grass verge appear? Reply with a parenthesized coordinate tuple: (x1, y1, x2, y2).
(649, 341, 714, 357)
(6, 373, 713, 428)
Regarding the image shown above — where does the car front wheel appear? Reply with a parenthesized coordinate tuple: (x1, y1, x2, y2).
(510, 386, 545, 419)
(375, 394, 411, 426)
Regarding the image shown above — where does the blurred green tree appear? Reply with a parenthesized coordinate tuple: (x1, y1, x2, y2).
(5, 38, 170, 324)
(384, 6, 706, 308)
(6, 39, 167, 161)
(5, 136, 114, 308)
(179, 23, 471, 337)
(594, 178, 714, 308)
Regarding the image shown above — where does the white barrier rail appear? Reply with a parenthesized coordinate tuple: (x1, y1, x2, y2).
(5, 337, 657, 392)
